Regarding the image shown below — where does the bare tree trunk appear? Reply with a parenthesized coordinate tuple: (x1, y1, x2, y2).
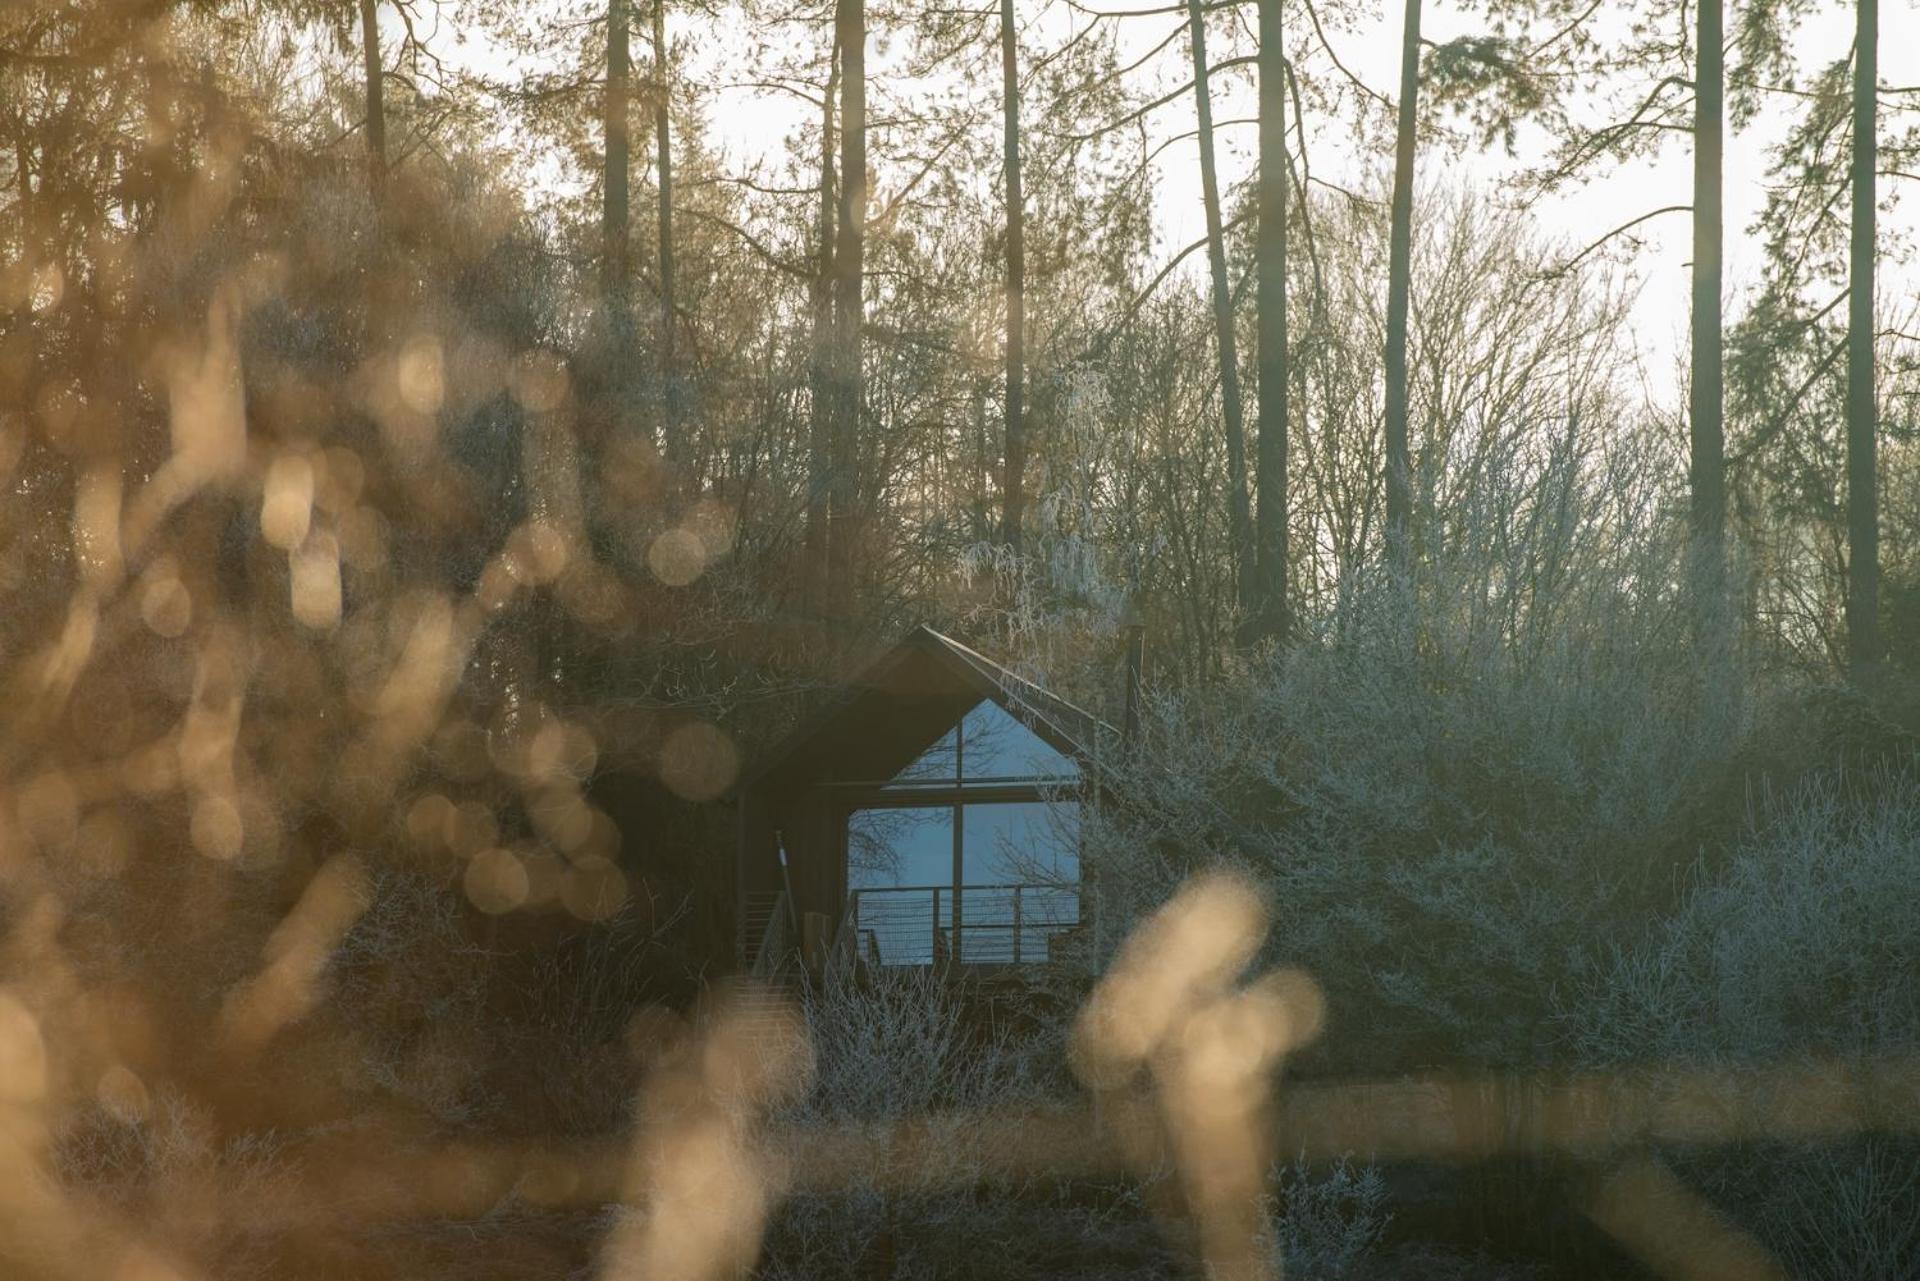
(13, 136, 30, 241)
(974, 379, 991, 540)
(1382, 0, 1419, 571)
(653, 0, 678, 461)
(12, 135, 33, 285)
(806, 41, 840, 610)
(828, 0, 866, 621)
(605, 0, 632, 368)
(1690, 0, 1726, 626)
(1847, 0, 1880, 679)
(1184, 0, 1253, 621)
(12, 136, 38, 389)
(999, 0, 1027, 556)
(359, 0, 387, 202)
(1253, 0, 1289, 644)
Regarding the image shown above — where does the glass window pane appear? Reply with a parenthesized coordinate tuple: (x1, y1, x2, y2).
(961, 800, 1079, 883)
(957, 801, 1080, 964)
(848, 806, 952, 966)
(844, 797, 1083, 968)
(958, 701, 1078, 781)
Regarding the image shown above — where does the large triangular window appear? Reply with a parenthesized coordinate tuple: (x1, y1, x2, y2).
(881, 700, 1078, 791)
(848, 697, 1080, 966)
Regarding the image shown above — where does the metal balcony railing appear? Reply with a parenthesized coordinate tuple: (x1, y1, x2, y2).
(845, 883, 1079, 967)
(741, 889, 793, 978)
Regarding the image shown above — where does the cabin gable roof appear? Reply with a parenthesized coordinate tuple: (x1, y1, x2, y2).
(739, 625, 1117, 793)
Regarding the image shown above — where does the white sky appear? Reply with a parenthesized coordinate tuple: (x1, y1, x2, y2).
(421, 0, 1920, 403)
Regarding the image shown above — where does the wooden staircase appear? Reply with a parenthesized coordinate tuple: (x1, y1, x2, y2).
(726, 890, 808, 1078)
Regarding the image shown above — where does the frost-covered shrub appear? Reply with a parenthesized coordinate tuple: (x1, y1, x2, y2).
(1760, 1139, 1920, 1281)
(792, 967, 1046, 1123)
(1271, 1155, 1390, 1280)
(1652, 1138, 1920, 1281)
(1560, 772, 1920, 1279)
(760, 970, 1074, 1280)
(49, 1089, 298, 1278)
(1082, 539, 1765, 1072)
(1570, 769, 1920, 1065)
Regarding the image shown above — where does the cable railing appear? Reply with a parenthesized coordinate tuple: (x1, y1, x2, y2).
(847, 883, 1080, 967)
(741, 890, 791, 977)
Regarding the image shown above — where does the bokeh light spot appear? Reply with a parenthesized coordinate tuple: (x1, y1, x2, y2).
(261, 450, 315, 550)
(73, 465, 124, 585)
(658, 722, 739, 802)
(648, 528, 707, 587)
(560, 854, 627, 921)
(509, 349, 569, 413)
(98, 1064, 151, 1122)
(406, 793, 455, 850)
(0, 990, 48, 1103)
(139, 563, 194, 638)
(464, 846, 530, 915)
(505, 520, 570, 585)
(190, 793, 245, 860)
(396, 335, 446, 416)
(290, 530, 343, 631)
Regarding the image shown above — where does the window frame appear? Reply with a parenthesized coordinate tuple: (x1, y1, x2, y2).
(834, 776, 1082, 966)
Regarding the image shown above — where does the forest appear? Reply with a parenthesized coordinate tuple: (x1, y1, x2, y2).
(1, 0, 1918, 1275)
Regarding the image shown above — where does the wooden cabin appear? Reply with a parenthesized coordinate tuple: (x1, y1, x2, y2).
(736, 626, 1117, 978)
